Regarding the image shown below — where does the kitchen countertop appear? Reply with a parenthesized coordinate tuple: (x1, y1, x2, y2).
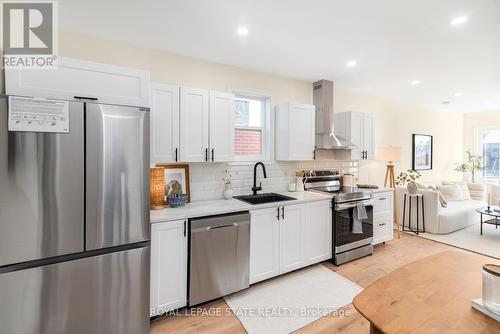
(150, 191, 333, 223)
(371, 187, 394, 193)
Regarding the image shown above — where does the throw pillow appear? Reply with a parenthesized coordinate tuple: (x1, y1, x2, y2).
(442, 181, 472, 200)
(467, 183, 487, 201)
(428, 186, 448, 208)
(437, 184, 465, 201)
(456, 182, 472, 200)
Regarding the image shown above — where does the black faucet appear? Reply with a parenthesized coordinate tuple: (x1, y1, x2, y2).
(252, 162, 267, 195)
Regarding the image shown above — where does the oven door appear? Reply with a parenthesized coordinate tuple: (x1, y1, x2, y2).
(334, 199, 373, 253)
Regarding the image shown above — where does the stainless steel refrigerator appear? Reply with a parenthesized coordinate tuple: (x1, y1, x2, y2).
(0, 96, 150, 334)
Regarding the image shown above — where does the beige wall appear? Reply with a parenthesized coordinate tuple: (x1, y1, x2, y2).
(463, 109, 500, 154)
(4, 30, 464, 186)
(59, 31, 312, 106)
(333, 90, 464, 185)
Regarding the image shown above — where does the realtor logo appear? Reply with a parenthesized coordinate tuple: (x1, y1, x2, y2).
(1, 1, 58, 68)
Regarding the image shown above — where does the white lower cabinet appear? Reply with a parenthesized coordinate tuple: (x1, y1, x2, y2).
(150, 220, 188, 316)
(249, 208, 280, 284)
(373, 190, 394, 245)
(303, 201, 332, 265)
(250, 200, 332, 284)
(279, 204, 305, 274)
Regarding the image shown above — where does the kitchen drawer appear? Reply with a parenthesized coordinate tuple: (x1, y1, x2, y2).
(373, 217, 393, 245)
(374, 192, 392, 213)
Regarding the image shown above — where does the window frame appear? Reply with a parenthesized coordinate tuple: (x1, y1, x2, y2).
(232, 90, 273, 162)
(474, 126, 500, 182)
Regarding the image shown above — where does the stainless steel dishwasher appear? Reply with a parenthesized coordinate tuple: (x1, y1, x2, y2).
(189, 211, 250, 306)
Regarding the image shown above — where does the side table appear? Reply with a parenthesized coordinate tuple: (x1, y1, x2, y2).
(402, 193, 426, 235)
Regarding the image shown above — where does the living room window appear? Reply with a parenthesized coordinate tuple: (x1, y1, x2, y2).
(477, 127, 500, 181)
(233, 92, 272, 161)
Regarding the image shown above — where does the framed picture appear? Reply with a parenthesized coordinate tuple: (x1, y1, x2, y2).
(412, 134, 433, 170)
(157, 164, 190, 203)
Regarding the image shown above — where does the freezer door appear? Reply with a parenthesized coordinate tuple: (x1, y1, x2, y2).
(0, 99, 84, 267)
(0, 246, 150, 334)
(86, 103, 150, 250)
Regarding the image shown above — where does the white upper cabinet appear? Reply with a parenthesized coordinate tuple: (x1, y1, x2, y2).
(334, 111, 375, 160)
(209, 91, 235, 162)
(362, 113, 375, 160)
(179, 87, 210, 162)
(5, 57, 150, 107)
(178, 87, 236, 163)
(150, 83, 180, 164)
(275, 103, 315, 161)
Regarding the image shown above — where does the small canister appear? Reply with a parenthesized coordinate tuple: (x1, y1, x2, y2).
(483, 264, 500, 315)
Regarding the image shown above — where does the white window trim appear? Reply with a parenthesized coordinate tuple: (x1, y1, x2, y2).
(474, 125, 500, 182)
(232, 90, 273, 163)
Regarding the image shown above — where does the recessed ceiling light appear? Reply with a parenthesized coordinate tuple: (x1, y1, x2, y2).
(411, 80, 421, 86)
(237, 26, 249, 36)
(454, 92, 463, 97)
(346, 60, 357, 68)
(450, 16, 468, 26)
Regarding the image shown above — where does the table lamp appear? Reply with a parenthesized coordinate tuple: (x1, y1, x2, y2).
(378, 146, 402, 188)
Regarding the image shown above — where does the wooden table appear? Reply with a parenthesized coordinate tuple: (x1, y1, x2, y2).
(353, 251, 500, 333)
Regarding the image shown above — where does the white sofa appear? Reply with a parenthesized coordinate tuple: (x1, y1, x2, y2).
(395, 184, 487, 235)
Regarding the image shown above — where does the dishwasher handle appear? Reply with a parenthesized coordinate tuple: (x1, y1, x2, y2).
(192, 222, 240, 233)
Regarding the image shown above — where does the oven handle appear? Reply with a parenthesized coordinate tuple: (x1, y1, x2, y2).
(335, 199, 374, 211)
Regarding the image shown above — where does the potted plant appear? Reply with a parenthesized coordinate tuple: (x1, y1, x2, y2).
(454, 151, 486, 183)
(396, 169, 422, 194)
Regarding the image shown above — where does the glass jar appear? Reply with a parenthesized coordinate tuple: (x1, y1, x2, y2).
(483, 264, 500, 315)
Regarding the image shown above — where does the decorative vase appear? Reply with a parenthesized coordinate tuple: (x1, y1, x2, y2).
(407, 181, 418, 195)
(223, 183, 233, 199)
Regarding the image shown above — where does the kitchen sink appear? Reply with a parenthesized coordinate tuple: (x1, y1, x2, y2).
(234, 193, 296, 205)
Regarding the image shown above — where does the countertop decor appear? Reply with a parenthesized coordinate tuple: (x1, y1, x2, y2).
(150, 167, 165, 210)
(157, 163, 190, 203)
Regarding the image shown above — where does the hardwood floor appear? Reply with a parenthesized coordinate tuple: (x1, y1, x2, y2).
(150, 234, 487, 334)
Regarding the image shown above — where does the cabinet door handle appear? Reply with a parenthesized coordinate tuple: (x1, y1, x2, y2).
(379, 223, 387, 227)
(379, 197, 387, 201)
(313, 149, 316, 160)
(281, 206, 285, 220)
(211, 148, 214, 161)
(205, 148, 208, 161)
(183, 220, 187, 237)
(175, 148, 178, 162)
(276, 207, 280, 220)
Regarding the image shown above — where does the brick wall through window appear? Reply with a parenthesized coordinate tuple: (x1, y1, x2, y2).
(235, 129, 261, 156)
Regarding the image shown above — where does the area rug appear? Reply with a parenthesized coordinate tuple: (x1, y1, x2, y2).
(410, 223, 500, 259)
(224, 265, 362, 334)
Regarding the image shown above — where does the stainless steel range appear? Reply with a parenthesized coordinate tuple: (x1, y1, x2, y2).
(303, 170, 374, 265)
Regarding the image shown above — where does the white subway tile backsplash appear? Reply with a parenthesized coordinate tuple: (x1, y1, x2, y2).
(185, 159, 358, 201)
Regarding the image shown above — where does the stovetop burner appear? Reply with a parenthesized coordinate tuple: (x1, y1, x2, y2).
(302, 170, 373, 203)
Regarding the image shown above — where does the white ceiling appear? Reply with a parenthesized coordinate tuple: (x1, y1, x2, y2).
(59, 0, 500, 112)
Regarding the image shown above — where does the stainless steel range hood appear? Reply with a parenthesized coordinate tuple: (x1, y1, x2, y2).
(313, 80, 355, 150)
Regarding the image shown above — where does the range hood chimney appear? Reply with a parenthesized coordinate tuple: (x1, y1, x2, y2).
(313, 80, 355, 150)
